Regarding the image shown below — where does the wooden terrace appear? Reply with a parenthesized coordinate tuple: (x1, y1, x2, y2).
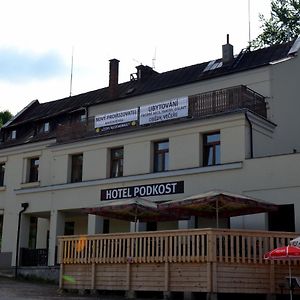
(58, 228, 300, 298)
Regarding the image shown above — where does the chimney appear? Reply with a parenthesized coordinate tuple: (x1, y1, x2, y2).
(109, 58, 119, 99)
(222, 34, 234, 64)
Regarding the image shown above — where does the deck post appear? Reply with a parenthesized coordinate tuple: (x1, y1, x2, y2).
(59, 263, 64, 289)
(91, 263, 95, 290)
(164, 261, 169, 292)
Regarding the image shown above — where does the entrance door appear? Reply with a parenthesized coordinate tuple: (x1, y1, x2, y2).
(268, 204, 295, 232)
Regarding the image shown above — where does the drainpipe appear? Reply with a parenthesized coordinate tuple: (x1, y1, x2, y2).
(15, 202, 29, 278)
(245, 112, 253, 158)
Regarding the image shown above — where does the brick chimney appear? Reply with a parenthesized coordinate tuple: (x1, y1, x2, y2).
(109, 59, 119, 99)
(222, 34, 234, 65)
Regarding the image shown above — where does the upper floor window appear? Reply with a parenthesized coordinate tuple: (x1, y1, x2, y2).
(153, 140, 169, 172)
(38, 122, 50, 134)
(203, 132, 220, 166)
(70, 154, 83, 183)
(11, 130, 16, 139)
(110, 147, 123, 178)
(0, 163, 5, 186)
(80, 113, 86, 123)
(28, 157, 39, 182)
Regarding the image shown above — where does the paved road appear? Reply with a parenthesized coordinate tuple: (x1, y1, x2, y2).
(0, 277, 124, 299)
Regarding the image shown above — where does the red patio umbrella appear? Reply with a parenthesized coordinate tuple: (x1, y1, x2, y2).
(264, 245, 300, 260)
(264, 245, 300, 300)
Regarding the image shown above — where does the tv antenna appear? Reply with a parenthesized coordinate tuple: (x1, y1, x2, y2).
(133, 58, 142, 65)
(152, 47, 157, 70)
(248, 0, 251, 44)
(69, 46, 74, 97)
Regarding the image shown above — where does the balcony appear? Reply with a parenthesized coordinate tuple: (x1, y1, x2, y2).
(58, 228, 299, 296)
(56, 85, 267, 143)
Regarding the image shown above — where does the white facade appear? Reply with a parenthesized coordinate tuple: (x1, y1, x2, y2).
(0, 39, 300, 270)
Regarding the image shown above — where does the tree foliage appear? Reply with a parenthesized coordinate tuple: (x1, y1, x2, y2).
(0, 110, 13, 128)
(251, 0, 300, 49)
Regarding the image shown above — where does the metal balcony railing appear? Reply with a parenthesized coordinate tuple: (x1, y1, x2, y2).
(55, 85, 267, 143)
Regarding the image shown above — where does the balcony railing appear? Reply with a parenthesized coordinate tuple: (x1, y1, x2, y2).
(56, 85, 267, 143)
(20, 248, 48, 266)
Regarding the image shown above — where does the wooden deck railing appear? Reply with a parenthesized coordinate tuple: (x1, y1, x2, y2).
(58, 228, 297, 266)
(56, 85, 267, 143)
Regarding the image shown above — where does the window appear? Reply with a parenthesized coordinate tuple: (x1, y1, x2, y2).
(268, 204, 295, 232)
(9, 130, 16, 140)
(28, 157, 39, 182)
(203, 132, 220, 166)
(71, 154, 83, 183)
(103, 219, 110, 234)
(28, 217, 37, 249)
(0, 163, 5, 186)
(38, 122, 50, 134)
(64, 221, 75, 235)
(153, 140, 169, 172)
(80, 113, 86, 123)
(110, 148, 123, 178)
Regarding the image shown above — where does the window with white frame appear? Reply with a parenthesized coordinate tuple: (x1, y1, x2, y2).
(70, 153, 83, 183)
(0, 163, 5, 186)
(203, 132, 220, 166)
(27, 157, 40, 182)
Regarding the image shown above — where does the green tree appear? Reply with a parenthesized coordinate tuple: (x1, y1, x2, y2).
(251, 0, 300, 49)
(0, 110, 13, 128)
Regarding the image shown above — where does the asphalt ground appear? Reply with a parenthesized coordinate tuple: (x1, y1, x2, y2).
(0, 277, 126, 300)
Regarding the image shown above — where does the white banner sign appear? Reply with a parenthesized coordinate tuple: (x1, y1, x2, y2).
(139, 97, 189, 125)
(94, 108, 138, 128)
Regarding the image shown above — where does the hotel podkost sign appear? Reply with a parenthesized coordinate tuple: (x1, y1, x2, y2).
(101, 181, 184, 200)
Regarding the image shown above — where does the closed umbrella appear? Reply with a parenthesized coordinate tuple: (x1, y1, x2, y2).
(264, 245, 300, 300)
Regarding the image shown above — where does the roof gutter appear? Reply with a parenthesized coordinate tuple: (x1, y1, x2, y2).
(15, 202, 29, 278)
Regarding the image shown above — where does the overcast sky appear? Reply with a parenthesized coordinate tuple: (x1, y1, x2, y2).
(0, 0, 271, 115)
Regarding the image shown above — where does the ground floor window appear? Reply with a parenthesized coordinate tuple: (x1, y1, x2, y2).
(103, 219, 110, 233)
(268, 204, 295, 232)
(64, 221, 75, 235)
(146, 222, 157, 231)
(28, 216, 37, 249)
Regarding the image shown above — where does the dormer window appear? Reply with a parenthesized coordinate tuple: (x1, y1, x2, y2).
(37, 122, 50, 134)
(10, 130, 16, 140)
(44, 122, 50, 132)
(80, 113, 86, 123)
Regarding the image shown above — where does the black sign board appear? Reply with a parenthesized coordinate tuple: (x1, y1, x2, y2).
(101, 181, 184, 201)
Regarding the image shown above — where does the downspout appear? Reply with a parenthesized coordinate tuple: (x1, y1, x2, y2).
(15, 202, 29, 278)
(245, 112, 253, 158)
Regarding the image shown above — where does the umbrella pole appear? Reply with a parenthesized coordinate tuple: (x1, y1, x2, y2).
(134, 206, 138, 232)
